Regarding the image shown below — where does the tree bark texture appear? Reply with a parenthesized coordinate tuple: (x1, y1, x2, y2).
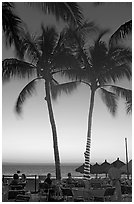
(45, 80, 61, 180)
(84, 89, 95, 179)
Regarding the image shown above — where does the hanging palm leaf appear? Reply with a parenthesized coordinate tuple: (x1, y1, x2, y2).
(109, 20, 132, 47)
(50, 81, 79, 100)
(110, 86, 132, 114)
(15, 79, 39, 114)
(2, 59, 36, 82)
(100, 88, 118, 115)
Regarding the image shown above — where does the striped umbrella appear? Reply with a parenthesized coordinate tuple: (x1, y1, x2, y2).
(75, 162, 101, 178)
(75, 164, 92, 174)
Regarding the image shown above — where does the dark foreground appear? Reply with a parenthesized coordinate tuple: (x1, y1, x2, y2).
(2, 176, 132, 202)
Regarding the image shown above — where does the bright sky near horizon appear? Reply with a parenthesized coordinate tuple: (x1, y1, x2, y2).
(2, 2, 132, 165)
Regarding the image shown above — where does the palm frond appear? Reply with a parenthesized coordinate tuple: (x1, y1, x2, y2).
(110, 86, 131, 100)
(38, 25, 58, 61)
(126, 99, 132, 114)
(98, 47, 131, 84)
(2, 2, 25, 59)
(95, 29, 110, 43)
(110, 86, 132, 114)
(100, 88, 118, 116)
(89, 41, 107, 70)
(50, 81, 79, 100)
(109, 47, 132, 64)
(15, 78, 39, 114)
(52, 49, 81, 72)
(2, 58, 37, 82)
(22, 32, 41, 63)
(100, 63, 131, 84)
(109, 20, 132, 46)
(28, 2, 83, 26)
(78, 21, 98, 37)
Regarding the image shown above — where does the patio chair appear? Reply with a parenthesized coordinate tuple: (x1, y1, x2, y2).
(61, 188, 74, 201)
(8, 190, 25, 200)
(121, 185, 132, 201)
(93, 187, 115, 202)
(38, 182, 50, 201)
(91, 182, 102, 189)
(10, 184, 24, 190)
(15, 194, 30, 202)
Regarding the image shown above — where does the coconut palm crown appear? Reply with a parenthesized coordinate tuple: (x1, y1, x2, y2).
(2, 25, 81, 180)
(57, 28, 132, 179)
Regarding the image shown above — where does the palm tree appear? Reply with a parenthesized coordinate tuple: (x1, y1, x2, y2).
(2, 26, 79, 180)
(57, 28, 132, 179)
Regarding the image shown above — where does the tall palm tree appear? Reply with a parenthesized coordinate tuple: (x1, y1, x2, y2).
(57, 28, 132, 179)
(2, 26, 79, 180)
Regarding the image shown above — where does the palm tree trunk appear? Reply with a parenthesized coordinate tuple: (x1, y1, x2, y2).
(84, 89, 95, 179)
(45, 80, 61, 180)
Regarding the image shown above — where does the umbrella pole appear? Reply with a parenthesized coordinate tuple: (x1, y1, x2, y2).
(125, 138, 129, 180)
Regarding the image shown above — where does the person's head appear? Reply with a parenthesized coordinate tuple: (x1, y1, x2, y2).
(47, 173, 51, 178)
(13, 173, 19, 180)
(22, 174, 26, 180)
(68, 173, 72, 178)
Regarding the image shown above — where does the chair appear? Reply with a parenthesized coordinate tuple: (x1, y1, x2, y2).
(121, 185, 132, 201)
(73, 188, 85, 202)
(10, 185, 24, 190)
(91, 182, 101, 189)
(8, 190, 25, 200)
(38, 183, 50, 201)
(103, 187, 115, 201)
(93, 187, 115, 202)
(61, 188, 74, 201)
(15, 194, 30, 202)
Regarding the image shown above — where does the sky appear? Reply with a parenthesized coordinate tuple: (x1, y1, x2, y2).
(2, 2, 132, 165)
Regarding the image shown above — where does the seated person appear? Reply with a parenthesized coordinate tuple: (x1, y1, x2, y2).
(44, 173, 52, 188)
(10, 174, 20, 186)
(66, 173, 75, 187)
(20, 174, 27, 188)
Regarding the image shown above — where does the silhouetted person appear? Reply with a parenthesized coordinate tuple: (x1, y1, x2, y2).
(10, 174, 19, 185)
(66, 173, 75, 187)
(45, 173, 52, 187)
(108, 163, 122, 201)
(20, 174, 27, 188)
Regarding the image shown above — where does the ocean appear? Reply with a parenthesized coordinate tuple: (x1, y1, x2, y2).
(2, 163, 84, 178)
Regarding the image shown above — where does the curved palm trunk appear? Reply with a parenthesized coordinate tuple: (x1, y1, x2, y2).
(45, 80, 61, 180)
(84, 89, 95, 179)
